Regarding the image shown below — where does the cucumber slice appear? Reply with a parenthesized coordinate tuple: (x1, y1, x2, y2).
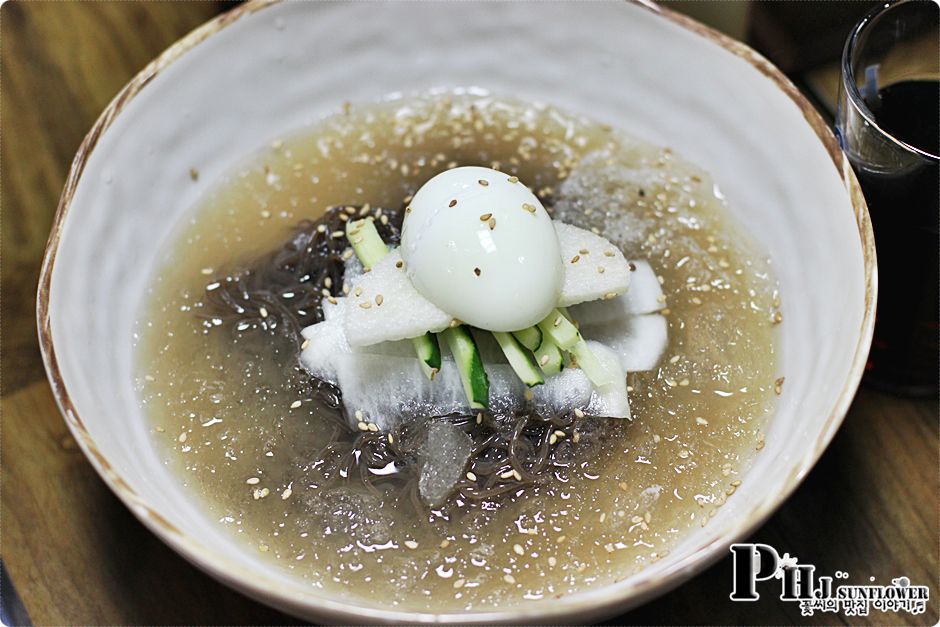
(441, 326, 490, 408)
(512, 326, 543, 351)
(568, 339, 615, 387)
(412, 332, 442, 379)
(534, 336, 564, 376)
(537, 309, 581, 350)
(492, 332, 544, 387)
(346, 217, 388, 269)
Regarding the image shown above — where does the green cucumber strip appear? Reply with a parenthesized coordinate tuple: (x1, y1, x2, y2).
(534, 336, 564, 376)
(441, 327, 489, 408)
(412, 332, 442, 379)
(568, 339, 615, 387)
(537, 309, 581, 350)
(512, 326, 543, 351)
(493, 332, 544, 387)
(345, 217, 388, 269)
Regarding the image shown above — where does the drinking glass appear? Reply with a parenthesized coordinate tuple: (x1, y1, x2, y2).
(836, 0, 939, 396)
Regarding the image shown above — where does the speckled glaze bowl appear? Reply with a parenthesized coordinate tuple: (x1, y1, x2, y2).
(38, 1, 875, 623)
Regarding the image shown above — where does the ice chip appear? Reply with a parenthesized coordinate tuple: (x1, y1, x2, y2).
(418, 422, 473, 507)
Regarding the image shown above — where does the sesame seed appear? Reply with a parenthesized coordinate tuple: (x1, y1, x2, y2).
(774, 377, 785, 394)
(453, 578, 466, 589)
(259, 544, 269, 552)
(357, 421, 369, 431)
(599, 512, 607, 522)
(290, 400, 302, 409)
(570, 255, 580, 264)
(488, 217, 496, 230)
(554, 430, 565, 438)
(301, 339, 310, 350)
(449, 199, 457, 207)
(259, 307, 269, 318)
(404, 540, 419, 550)
(549, 434, 557, 445)
(368, 423, 379, 432)
(553, 316, 562, 327)
(508, 176, 519, 183)
(513, 544, 525, 556)
(540, 355, 549, 366)
(359, 302, 372, 309)
(479, 212, 492, 221)
(512, 469, 522, 481)
(478, 179, 489, 187)
(331, 230, 345, 239)
(522, 203, 536, 213)
(450, 318, 460, 328)
(354, 287, 363, 297)
(696, 417, 709, 425)
(678, 449, 690, 459)
(574, 408, 585, 418)
(466, 471, 477, 481)
(405, 206, 412, 214)
(476, 412, 483, 424)
(375, 294, 384, 306)
(603, 292, 617, 299)
(773, 311, 783, 324)
(387, 433, 395, 445)
(260, 210, 271, 219)
(500, 470, 515, 479)
(556, 535, 566, 543)
(503, 574, 516, 584)
(246, 477, 260, 485)
(597, 266, 605, 274)
(604, 250, 615, 257)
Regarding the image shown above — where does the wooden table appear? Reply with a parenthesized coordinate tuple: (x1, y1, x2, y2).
(2, 3, 936, 624)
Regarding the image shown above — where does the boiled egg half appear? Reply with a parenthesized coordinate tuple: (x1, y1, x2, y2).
(400, 166, 563, 331)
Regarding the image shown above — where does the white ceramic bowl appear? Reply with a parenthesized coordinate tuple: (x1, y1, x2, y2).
(38, 1, 875, 623)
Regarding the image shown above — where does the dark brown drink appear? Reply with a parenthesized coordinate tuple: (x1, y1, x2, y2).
(852, 80, 938, 395)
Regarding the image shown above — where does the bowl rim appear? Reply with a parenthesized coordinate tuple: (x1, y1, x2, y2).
(36, 0, 877, 623)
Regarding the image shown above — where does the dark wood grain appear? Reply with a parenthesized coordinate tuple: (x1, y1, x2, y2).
(1, 2, 936, 625)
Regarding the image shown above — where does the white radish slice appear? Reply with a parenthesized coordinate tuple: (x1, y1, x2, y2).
(300, 316, 631, 428)
(584, 341, 631, 419)
(321, 296, 345, 322)
(554, 221, 631, 307)
(343, 249, 453, 347)
(580, 314, 668, 372)
(568, 259, 665, 325)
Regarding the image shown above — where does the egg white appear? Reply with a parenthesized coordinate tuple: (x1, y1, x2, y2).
(400, 166, 563, 331)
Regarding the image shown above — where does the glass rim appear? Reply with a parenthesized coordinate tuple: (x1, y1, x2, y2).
(842, 0, 940, 162)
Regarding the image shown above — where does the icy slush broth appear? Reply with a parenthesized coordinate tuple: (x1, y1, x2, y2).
(137, 93, 780, 611)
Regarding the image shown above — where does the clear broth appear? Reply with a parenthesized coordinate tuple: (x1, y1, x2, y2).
(136, 93, 780, 611)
